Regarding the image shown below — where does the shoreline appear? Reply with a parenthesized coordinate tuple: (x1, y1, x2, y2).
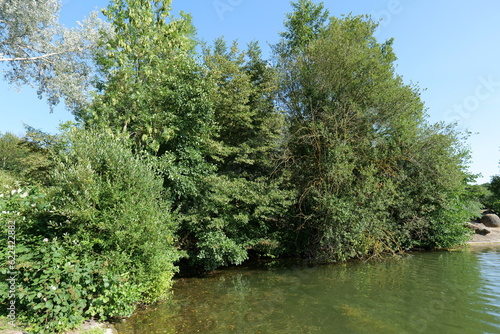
(0, 318, 117, 334)
(467, 224, 500, 247)
(2, 228, 499, 334)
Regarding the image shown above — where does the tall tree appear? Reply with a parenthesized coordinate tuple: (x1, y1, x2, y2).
(204, 39, 284, 177)
(0, 0, 109, 109)
(178, 39, 292, 270)
(275, 0, 329, 57)
(83, 0, 215, 204)
(275, 2, 475, 260)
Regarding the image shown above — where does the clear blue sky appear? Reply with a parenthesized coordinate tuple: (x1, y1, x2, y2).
(1, 0, 499, 183)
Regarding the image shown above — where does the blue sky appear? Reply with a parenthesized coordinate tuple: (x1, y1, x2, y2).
(1, 0, 499, 183)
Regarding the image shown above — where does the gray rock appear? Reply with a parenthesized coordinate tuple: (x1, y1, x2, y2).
(466, 222, 491, 235)
(480, 214, 500, 228)
(476, 227, 491, 235)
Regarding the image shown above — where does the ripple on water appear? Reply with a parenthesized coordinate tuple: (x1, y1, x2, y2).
(115, 251, 500, 334)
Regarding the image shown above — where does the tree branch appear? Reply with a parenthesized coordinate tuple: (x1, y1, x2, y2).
(0, 50, 71, 62)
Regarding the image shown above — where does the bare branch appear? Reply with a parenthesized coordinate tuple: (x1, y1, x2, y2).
(0, 49, 82, 62)
(0, 50, 72, 62)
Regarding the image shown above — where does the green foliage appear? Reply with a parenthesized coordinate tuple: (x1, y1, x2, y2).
(0, 127, 181, 332)
(470, 183, 493, 208)
(83, 0, 215, 205)
(0, 1, 481, 329)
(0, 169, 16, 187)
(484, 176, 500, 213)
(203, 39, 284, 176)
(276, 0, 330, 56)
(0, 186, 105, 333)
(14, 239, 137, 333)
(489, 175, 500, 196)
(275, 4, 477, 260)
(0, 132, 29, 174)
(0, 0, 109, 109)
(49, 127, 181, 302)
(175, 39, 292, 270)
(182, 174, 292, 270)
(425, 198, 474, 249)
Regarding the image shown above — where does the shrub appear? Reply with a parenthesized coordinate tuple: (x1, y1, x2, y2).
(48, 127, 182, 303)
(0, 127, 182, 332)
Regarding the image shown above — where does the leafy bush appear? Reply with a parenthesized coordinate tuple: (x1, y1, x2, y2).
(483, 176, 500, 213)
(0, 170, 16, 187)
(275, 7, 478, 260)
(0, 127, 182, 332)
(48, 127, 182, 302)
(17, 239, 139, 333)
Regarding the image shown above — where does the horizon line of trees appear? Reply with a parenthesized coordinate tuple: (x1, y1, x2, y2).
(0, 0, 482, 332)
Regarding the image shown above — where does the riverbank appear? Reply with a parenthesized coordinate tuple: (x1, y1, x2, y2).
(468, 224, 500, 246)
(0, 317, 117, 334)
(1, 226, 496, 334)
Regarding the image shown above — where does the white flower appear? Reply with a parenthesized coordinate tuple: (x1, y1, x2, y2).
(11, 189, 16, 195)
(20, 192, 28, 198)
(50, 286, 57, 291)
(43, 238, 49, 243)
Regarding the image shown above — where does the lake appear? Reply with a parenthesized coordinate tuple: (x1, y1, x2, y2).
(115, 245, 500, 333)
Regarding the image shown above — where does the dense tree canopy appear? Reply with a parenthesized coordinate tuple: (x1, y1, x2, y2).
(83, 0, 214, 203)
(0, 0, 480, 331)
(275, 7, 475, 260)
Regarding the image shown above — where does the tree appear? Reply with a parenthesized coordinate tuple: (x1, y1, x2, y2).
(0, 132, 28, 173)
(177, 39, 292, 270)
(82, 0, 214, 204)
(275, 0, 329, 57)
(275, 2, 475, 260)
(484, 175, 500, 213)
(0, 0, 110, 109)
(0, 130, 56, 184)
(81, 0, 225, 269)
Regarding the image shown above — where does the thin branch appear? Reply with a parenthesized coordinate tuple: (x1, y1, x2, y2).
(0, 50, 72, 62)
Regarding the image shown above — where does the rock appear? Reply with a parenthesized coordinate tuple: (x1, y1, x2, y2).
(465, 222, 476, 230)
(466, 222, 491, 235)
(476, 227, 491, 235)
(480, 214, 500, 228)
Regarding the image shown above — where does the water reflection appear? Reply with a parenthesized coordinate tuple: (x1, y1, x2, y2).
(116, 248, 500, 333)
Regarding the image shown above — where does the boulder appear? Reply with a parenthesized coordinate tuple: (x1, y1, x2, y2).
(476, 227, 491, 235)
(466, 222, 491, 235)
(480, 214, 500, 228)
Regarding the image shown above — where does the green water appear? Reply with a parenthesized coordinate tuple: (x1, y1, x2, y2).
(115, 246, 500, 333)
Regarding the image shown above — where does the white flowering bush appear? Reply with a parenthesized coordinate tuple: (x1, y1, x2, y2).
(0, 183, 141, 333)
